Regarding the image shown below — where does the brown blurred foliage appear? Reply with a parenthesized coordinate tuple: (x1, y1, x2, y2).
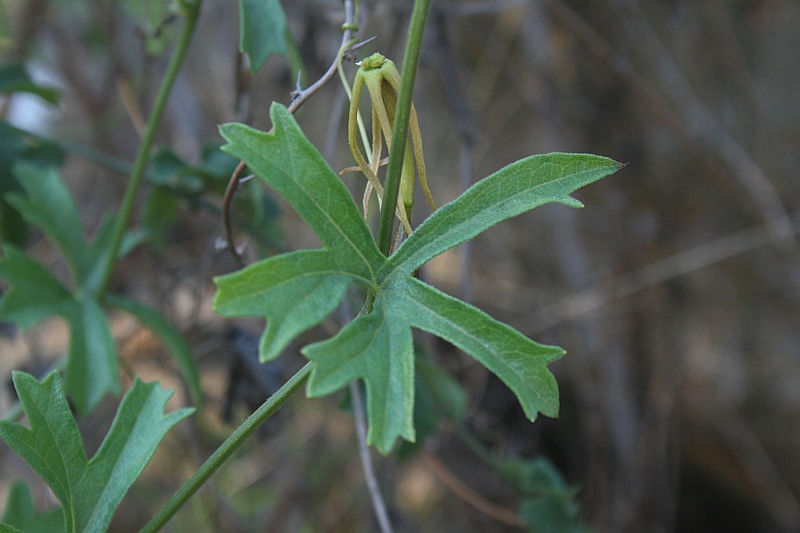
(2, 0, 800, 531)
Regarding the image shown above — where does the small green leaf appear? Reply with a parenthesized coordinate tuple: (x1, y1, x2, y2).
(5, 164, 87, 282)
(0, 62, 60, 103)
(238, 0, 287, 73)
(105, 294, 203, 407)
(0, 372, 193, 533)
(147, 147, 188, 185)
(0, 121, 65, 246)
(1, 480, 64, 533)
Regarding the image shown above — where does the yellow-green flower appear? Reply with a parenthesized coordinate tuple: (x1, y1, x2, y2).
(347, 53, 435, 235)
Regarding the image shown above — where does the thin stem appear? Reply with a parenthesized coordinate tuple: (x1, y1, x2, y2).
(96, 0, 202, 297)
(350, 381, 395, 533)
(140, 361, 314, 533)
(339, 299, 394, 533)
(422, 449, 523, 528)
(376, 0, 433, 256)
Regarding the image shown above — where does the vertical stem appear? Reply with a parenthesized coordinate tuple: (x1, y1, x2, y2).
(96, 0, 202, 297)
(375, 0, 433, 256)
(140, 362, 314, 533)
(350, 380, 395, 533)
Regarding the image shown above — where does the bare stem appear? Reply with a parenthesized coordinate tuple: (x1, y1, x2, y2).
(140, 362, 314, 533)
(97, 0, 202, 297)
(376, 0, 433, 256)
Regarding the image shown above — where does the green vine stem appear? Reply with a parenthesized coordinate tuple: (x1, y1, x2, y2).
(96, 0, 203, 297)
(375, 0, 433, 256)
(140, 361, 314, 533)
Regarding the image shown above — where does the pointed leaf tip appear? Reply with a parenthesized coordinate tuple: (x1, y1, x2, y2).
(0, 372, 191, 533)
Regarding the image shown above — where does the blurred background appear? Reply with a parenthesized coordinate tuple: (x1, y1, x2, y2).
(2, 0, 800, 531)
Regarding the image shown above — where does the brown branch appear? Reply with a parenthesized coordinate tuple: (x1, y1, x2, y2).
(222, 160, 248, 268)
(422, 449, 524, 528)
(116, 77, 146, 138)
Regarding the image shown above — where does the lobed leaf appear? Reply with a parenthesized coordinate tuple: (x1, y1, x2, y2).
(0, 480, 64, 533)
(385, 153, 623, 277)
(214, 107, 623, 452)
(238, 0, 288, 73)
(387, 276, 563, 419)
(219, 104, 385, 279)
(304, 296, 415, 454)
(213, 250, 354, 361)
(0, 372, 193, 533)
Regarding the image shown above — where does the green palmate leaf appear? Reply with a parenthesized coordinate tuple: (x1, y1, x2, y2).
(213, 103, 622, 453)
(105, 294, 203, 407)
(0, 372, 193, 533)
(219, 114, 384, 277)
(1, 480, 64, 533)
(238, 0, 287, 73)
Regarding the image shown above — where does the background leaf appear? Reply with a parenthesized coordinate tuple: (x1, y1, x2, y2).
(238, 0, 287, 73)
(62, 294, 120, 414)
(5, 164, 87, 282)
(0, 121, 64, 247)
(0, 480, 64, 533)
(0, 372, 193, 533)
(0, 246, 119, 414)
(0, 245, 73, 328)
(0, 62, 60, 103)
